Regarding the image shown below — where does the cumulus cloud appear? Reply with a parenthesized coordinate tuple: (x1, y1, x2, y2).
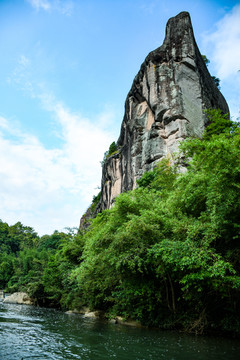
(0, 97, 115, 235)
(202, 4, 240, 80)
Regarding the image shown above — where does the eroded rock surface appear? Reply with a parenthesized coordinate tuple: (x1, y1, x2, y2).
(97, 11, 229, 212)
(78, 11, 229, 225)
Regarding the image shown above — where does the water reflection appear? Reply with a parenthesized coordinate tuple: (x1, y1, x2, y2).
(0, 303, 239, 360)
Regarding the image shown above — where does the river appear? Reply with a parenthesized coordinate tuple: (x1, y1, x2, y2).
(0, 302, 239, 360)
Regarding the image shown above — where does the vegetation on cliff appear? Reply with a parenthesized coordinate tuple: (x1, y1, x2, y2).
(1, 110, 240, 336)
(101, 141, 119, 167)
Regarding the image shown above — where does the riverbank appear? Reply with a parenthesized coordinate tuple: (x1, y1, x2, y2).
(2, 293, 143, 328)
(3, 291, 240, 338)
(66, 308, 144, 328)
(1, 301, 240, 360)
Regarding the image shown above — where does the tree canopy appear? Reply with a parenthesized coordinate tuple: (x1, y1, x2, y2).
(1, 109, 240, 336)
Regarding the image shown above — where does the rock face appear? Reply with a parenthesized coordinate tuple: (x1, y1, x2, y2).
(97, 11, 229, 212)
(3, 292, 34, 305)
(78, 11, 230, 226)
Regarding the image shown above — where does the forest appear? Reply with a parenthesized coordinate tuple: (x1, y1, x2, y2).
(1, 109, 240, 336)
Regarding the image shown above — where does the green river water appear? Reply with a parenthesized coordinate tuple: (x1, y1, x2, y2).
(0, 302, 239, 360)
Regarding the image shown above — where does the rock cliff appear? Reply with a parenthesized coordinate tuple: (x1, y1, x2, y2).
(97, 11, 229, 212)
(79, 11, 229, 225)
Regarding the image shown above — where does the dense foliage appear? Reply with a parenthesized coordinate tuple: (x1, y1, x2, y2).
(0, 222, 77, 307)
(1, 110, 240, 336)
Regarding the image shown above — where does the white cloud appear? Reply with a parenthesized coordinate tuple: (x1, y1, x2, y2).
(18, 55, 31, 67)
(202, 4, 240, 80)
(0, 97, 116, 235)
(7, 54, 33, 96)
(0, 116, 9, 130)
(200, 4, 240, 120)
(27, 0, 51, 12)
(27, 0, 73, 15)
(140, 1, 158, 14)
(55, 0, 73, 16)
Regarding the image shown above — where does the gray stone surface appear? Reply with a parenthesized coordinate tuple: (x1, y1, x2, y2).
(81, 11, 229, 220)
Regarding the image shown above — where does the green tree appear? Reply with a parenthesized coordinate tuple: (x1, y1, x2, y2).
(203, 108, 235, 139)
(69, 111, 240, 333)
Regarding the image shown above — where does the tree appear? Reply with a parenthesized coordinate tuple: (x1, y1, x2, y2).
(203, 108, 233, 139)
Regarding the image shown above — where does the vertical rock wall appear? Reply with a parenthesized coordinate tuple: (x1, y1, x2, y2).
(98, 12, 229, 213)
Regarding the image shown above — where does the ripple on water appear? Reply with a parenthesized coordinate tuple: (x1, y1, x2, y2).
(1, 303, 240, 360)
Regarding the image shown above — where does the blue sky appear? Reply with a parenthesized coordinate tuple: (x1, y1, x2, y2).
(0, 0, 239, 235)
